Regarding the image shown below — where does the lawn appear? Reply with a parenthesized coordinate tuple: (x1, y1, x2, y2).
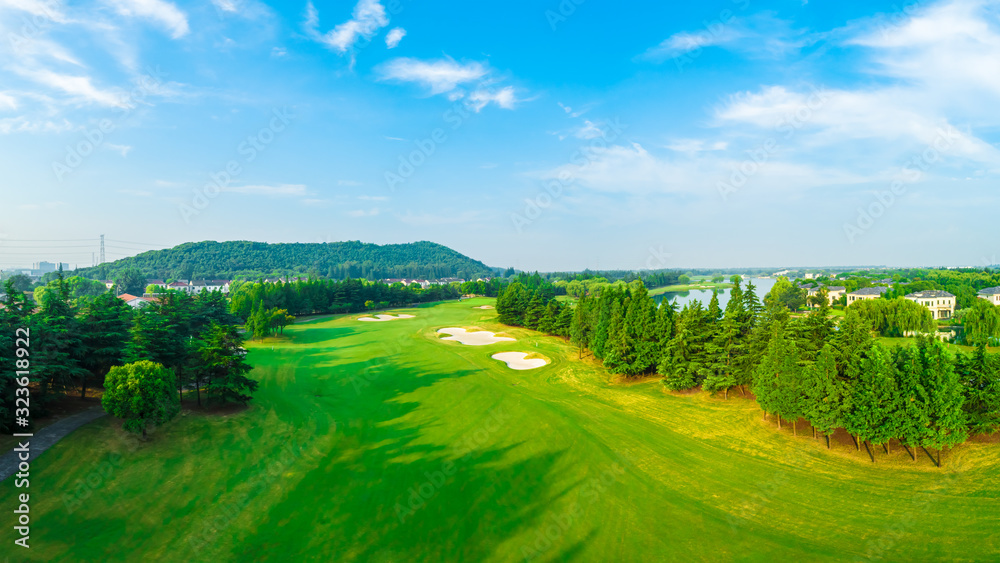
(3, 298, 1000, 561)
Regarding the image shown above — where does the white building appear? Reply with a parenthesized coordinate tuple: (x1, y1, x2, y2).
(846, 286, 888, 305)
(977, 287, 1000, 306)
(905, 290, 956, 320)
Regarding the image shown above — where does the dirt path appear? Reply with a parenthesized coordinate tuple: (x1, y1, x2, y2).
(0, 407, 107, 482)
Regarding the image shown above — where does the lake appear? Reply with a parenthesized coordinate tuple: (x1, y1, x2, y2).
(654, 277, 779, 310)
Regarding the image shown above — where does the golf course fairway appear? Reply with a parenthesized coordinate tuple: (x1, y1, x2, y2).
(2, 297, 999, 562)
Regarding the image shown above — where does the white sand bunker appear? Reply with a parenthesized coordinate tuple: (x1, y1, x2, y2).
(473, 305, 495, 309)
(492, 352, 548, 370)
(358, 314, 415, 322)
(437, 327, 514, 346)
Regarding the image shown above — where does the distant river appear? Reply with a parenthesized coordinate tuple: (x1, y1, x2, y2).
(653, 277, 779, 310)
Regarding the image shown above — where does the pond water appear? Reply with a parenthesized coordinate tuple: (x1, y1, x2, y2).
(653, 277, 779, 310)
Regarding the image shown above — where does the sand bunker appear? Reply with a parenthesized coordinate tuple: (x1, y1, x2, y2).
(473, 305, 495, 309)
(358, 314, 415, 322)
(492, 352, 548, 370)
(437, 327, 514, 346)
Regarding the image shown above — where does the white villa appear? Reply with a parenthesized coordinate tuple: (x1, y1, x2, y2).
(846, 286, 888, 305)
(978, 287, 1000, 306)
(904, 290, 956, 320)
(806, 285, 847, 307)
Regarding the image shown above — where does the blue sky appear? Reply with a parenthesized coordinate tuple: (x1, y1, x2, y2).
(1, 0, 999, 271)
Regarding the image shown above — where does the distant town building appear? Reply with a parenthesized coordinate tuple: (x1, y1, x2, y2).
(846, 286, 889, 305)
(117, 293, 153, 308)
(904, 290, 956, 320)
(978, 287, 1000, 306)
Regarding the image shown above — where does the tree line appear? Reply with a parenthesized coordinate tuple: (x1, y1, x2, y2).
(228, 277, 461, 320)
(0, 272, 258, 436)
(496, 278, 1000, 465)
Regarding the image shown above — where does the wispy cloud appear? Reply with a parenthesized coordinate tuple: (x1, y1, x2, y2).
(105, 0, 190, 39)
(303, 0, 389, 55)
(223, 184, 308, 196)
(376, 57, 525, 111)
(377, 58, 488, 95)
(640, 12, 816, 61)
(385, 26, 405, 48)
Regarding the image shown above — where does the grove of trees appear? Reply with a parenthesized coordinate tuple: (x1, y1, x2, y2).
(0, 271, 259, 434)
(497, 277, 1000, 465)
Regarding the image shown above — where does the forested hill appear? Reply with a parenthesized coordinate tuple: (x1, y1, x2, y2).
(75, 240, 496, 281)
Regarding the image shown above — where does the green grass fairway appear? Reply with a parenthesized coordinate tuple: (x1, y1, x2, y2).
(4, 298, 1000, 561)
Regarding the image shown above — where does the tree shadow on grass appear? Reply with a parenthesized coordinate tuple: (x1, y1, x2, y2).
(220, 357, 592, 562)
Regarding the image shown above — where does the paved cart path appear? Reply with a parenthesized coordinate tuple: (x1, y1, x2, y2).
(1, 407, 107, 482)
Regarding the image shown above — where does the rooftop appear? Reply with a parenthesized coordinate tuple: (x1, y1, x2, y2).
(849, 287, 889, 296)
(978, 287, 1000, 295)
(905, 290, 955, 299)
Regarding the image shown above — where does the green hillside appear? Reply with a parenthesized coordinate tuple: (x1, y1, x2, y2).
(75, 240, 495, 281)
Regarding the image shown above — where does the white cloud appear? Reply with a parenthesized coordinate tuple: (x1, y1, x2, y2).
(0, 93, 17, 111)
(304, 0, 389, 54)
(666, 139, 729, 154)
(13, 68, 126, 107)
(338, 179, 364, 186)
(0, 0, 66, 22)
(467, 86, 518, 112)
(271, 47, 287, 58)
(223, 184, 308, 196)
(641, 13, 815, 61)
(348, 207, 380, 217)
(212, 0, 237, 12)
(106, 143, 132, 156)
(377, 58, 488, 95)
(105, 0, 189, 39)
(385, 27, 405, 48)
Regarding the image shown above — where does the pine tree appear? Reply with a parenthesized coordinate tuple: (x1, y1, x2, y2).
(804, 345, 846, 448)
(79, 292, 134, 399)
(919, 338, 968, 467)
(894, 346, 931, 461)
(32, 269, 88, 406)
(956, 343, 1000, 435)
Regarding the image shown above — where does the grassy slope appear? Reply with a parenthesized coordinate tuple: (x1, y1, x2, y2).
(3, 299, 1000, 561)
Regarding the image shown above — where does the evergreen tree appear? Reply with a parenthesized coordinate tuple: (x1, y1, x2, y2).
(919, 338, 968, 467)
(32, 269, 88, 405)
(199, 323, 259, 405)
(804, 345, 846, 448)
(956, 343, 1000, 435)
(79, 292, 134, 399)
(894, 346, 932, 461)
